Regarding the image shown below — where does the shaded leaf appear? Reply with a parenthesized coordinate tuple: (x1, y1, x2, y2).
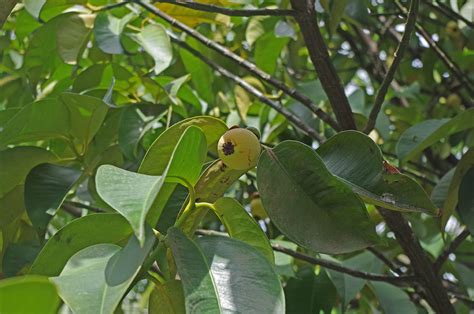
(371, 282, 417, 314)
(30, 213, 133, 277)
(94, 13, 128, 54)
(458, 167, 474, 235)
(56, 13, 92, 64)
(397, 109, 474, 162)
(257, 140, 378, 254)
(149, 280, 185, 314)
(25, 163, 82, 236)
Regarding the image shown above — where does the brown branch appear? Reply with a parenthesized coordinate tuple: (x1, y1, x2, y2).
(289, 0, 356, 130)
(364, 0, 419, 134)
(155, 0, 295, 17)
(195, 229, 414, 286)
(64, 201, 104, 213)
(378, 208, 455, 313)
(172, 36, 324, 141)
(0, 0, 18, 29)
(132, 0, 340, 131)
(434, 229, 470, 272)
(394, 1, 474, 95)
(367, 247, 405, 276)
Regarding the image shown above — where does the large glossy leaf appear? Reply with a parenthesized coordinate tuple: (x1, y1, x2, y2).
(317, 131, 438, 215)
(213, 197, 273, 263)
(138, 24, 173, 75)
(56, 13, 92, 64)
(459, 167, 474, 235)
(30, 213, 133, 277)
(139, 116, 227, 175)
(166, 228, 285, 314)
(178, 160, 245, 235)
(442, 149, 474, 229)
(94, 13, 128, 54)
(396, 108, 474, 162)
(0, 93, 108, 152)
(25, 163, 82, 236)
(97, 126, 207, 243)
(51, 244, 133, 314)
(285, 268, 337, 314)
(96, 165, 164, 245)
(371, 282, 417, 314)
(257, 140, 378, 254)
(0, 146, 56, 197)
(0, 275, 60, 314)
(149, 280, 185, 314)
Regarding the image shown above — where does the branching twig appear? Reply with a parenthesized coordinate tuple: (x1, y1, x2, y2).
(434, 229, 470, 272)
(367, 247, 405, 275)
(364, 0, 419, 134)
(173, 37, 325, 142)
(195, 229, 414, 286)
(289, 0, 356, 130)
(378, 208, 455, 313)
(430, 0, 474, 27)
(395, 1, 474, 95)
(156, 0, 295, 17)
(132, 0, 339, 130)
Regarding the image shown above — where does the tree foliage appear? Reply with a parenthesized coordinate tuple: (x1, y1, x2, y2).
(0, 0, 473, 313)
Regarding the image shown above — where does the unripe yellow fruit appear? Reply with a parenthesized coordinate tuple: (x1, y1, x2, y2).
(250, 193, 267, 219)
(217, 127, 261, 170)
(446, 94, 461, 107)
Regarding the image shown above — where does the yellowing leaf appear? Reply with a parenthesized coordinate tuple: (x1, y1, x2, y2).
(155, 3, 230, 27)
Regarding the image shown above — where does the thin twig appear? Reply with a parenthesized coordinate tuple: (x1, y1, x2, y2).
(434, 229, 470, 272)
(64, 201, 104, 213)
(290, 0, 356, 130)
(364, 0, 419, 134)
(394, 1, 474, 95)
(378, 208, 455, 313)
(195, 229, 414, 286)
(172, 37, 325, 142)
(132, 0, 340, 131)
(155, 0, 295, 16)
(431, 0, 474, 27)
(367, 247, 405, 275)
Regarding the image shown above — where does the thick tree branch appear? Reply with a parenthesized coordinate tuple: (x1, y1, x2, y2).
(289, 0, 356, 130)
(155, 0, 295, 17)
(395, 1, 474, 95)
(434, 229, 470, 272)
(0, 0, 18, 29)
(195, 229, 414, 286)
(172, 37, 324, 142)
(378, 208, 455, 313)
(133, 0, 340, 130)
(364, 0, 419, 134)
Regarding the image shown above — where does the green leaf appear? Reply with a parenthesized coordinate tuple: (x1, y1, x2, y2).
(97, 126, 207, 243)
(104, 225, 155, 287)
(166, 228, 285, 314)
(329, 0, 348, 35)
(96, 165, 164, 245)
(396, 109, 474, 162)
(317, 131, 438, 214)
(118, 106, 147, 160)
(459, 167, 474, 235)
(257, 141, 378, 254)
(139, 116, 227, 176)
(94, 13, 128, 54)
(0, 147, 56, 197)
(327, 252, 383, 307)
(0, 94, 108, 152)
(51, 243, 133, 314)
(0, 275, 60, 314)
(213, 197, 274, 263)
(371, 282, 417, 314)
(431, 168, 456, 208)
(285, 268, 337, 314)
(138, 24, 173, 75)
(25, 163, 82, 236)
(255, 33, 289, 74)
(56, 13, 92, 64)
(149, 280, 185, 314)
(30, 213, 133, 277)
(442, 149, 474, 229)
